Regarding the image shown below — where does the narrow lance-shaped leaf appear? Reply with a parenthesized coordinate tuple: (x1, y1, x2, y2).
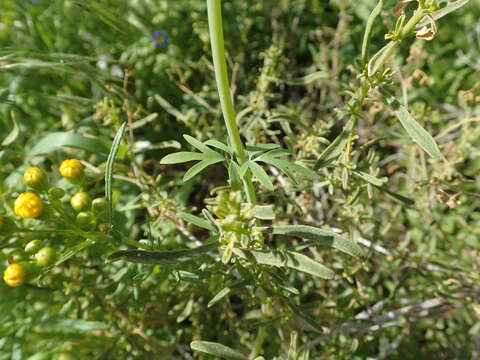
(381, 89, 444, 160)
(248, 161, 274, 191)
(361, 0, 385, 63)
(1, 112, 19, 146)
(416, 0, 470, 27)
(207, 287, 231, 308)
(160, 152, 206, 164)
(108, 242, 219, 264)
(367, 41, 399, 77)
(352, 170, 387, 187)
(106, 122, 127, 227)
(183, 158, 224, 182)
(254, 225, 364, 259)
(177, 211, 217, 233)
(314, 129, 349, 169)
(233, 248, 335, 279)
(190, 341, 247, 360)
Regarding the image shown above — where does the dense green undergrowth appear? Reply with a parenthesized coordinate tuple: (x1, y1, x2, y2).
(1, 0, 479, 359)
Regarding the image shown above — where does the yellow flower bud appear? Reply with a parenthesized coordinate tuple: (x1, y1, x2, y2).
(14, 192, 43, 219)
(23, 167, 46, 187)
(3, 263, 26, 287)
(59, 159, 83, 179)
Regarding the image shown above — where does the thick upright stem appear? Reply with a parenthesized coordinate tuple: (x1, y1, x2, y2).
(206, 0, 257, 204)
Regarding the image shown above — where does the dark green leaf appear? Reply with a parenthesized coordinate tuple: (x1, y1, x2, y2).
(108, 242, 219, 264)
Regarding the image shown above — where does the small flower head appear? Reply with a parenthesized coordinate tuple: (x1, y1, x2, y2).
(151, 30, 168, 47)
(3, 263, 27, 287)
(71, 192, 92, 212)
(59, 159, 83, 179)
(14, 192, 43, 219)
(23, 167, 46, 188)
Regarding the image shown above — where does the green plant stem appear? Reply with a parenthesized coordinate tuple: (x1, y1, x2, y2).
(206, 0, 257, 205)
(400, 8, 426, 39)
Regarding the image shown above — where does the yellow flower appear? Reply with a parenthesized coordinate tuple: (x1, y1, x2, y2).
(59, 159, 83, 179)
(14, 192, 43, 219)
(3, 263, 26, 287)
(23, 167, 45, 187)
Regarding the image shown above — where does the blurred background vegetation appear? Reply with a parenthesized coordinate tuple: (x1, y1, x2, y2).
(0, 0, 479, 359)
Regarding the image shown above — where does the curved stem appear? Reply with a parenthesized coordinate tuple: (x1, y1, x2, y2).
(206, 0, 257, 204)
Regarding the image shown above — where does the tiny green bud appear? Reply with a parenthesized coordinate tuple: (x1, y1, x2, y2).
(70, 192, 92, 212)
(36, 247, 57, 267)
(48, 187, 65, 200)
(76, 212, 96, 229)
(91, 197, 107, 213)
(25, 239, 44, 254)
(8, 249, 28, 264)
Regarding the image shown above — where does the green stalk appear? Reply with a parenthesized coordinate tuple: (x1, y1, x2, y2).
(206, 0, 257, 205)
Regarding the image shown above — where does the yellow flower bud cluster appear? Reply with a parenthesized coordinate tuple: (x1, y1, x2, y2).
(2, 158, 110, 287)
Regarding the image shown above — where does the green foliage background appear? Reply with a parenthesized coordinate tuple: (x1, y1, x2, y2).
(0, 0, 479, 359)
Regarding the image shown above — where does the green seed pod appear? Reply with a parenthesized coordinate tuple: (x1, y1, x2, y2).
(36, 247, 57, 267)
(76, 212, 96, 229)
(8, 249, 27, 264)
(91, 197, 107, 214)
(48, 187, 65, 200)
(70, 192, 92, 212)
(25, 239, 44, 254)
(0, 215, 17, 236)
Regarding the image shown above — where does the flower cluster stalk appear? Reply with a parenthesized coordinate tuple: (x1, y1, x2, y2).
(206, 0, 257, 205)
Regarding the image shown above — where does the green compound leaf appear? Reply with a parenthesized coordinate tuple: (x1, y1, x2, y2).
(106, 122, 126, 227)
(382, 89, 444, 160)
(108, 242, 219, 264)
(254, 225, 364, 259)
(233, 248, 335, 279)
(190, 341, 247, 360)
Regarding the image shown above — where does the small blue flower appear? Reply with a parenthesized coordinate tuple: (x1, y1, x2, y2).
(151, 30, 168, 47)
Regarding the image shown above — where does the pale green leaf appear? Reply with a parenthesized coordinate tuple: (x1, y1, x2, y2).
(190, 341, 247, 360)
(177, 212, 217, 233)
(248, 161, 274, 191)
(160, 152, 206, 164)
(207, 287, 231, 308)
(183, 158, 224, 182)
(254, 225, 364, 259)
(233, 248, 335, 279)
